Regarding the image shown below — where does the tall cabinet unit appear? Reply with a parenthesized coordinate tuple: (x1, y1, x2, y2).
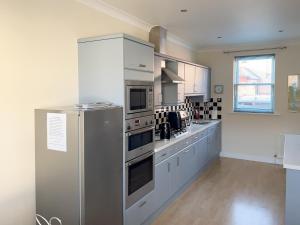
(78, 34, 154, 105)
(78, 34, 155, 225)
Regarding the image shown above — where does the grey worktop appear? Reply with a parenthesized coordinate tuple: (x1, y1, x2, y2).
(155, 120, 221, 153)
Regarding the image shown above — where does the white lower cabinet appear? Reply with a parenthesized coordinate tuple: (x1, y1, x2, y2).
(207, 132, 215, 161)
(207, 124, 222, 161)
(181, 145, 197, 184)
(126, 123, 222, 225)
(125, 191, 155, 225)
(194, 137, 208, 173)
(153, 159, 172, 210)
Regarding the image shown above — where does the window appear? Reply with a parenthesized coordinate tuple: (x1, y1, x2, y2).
(234, 55, 275, 113)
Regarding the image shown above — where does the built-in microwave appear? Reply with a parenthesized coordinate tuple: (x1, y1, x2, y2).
(125, 151, 154, 208)
(125, 80, 154, 119)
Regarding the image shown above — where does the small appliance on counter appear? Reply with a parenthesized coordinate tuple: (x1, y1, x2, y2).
(194, 108, 201, 120)
(166, 110, 189, 139)
(168, 111, 182, 131)
(179, 110, 190, 128)
(159, 122, 171, 140)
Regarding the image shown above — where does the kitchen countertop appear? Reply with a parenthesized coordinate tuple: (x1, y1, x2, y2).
(283, 134, 300, 170)
(155, 120, 221, 153)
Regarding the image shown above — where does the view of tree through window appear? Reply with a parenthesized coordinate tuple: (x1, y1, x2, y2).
(234, 55, 275, 113)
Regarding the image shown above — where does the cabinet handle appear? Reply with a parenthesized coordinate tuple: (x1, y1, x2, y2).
(161, 153, 167, 157)
(177, 157, 180, 166)
(139, 64, 146, 68)
(139, 201, 147, 208)
(184, 148, 191, 153)
(167, 162, 170, 172)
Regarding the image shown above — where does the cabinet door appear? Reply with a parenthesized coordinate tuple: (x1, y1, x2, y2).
(203, 68, 211, 101)
(216, 124, 222, 154)
(171, 151, 186, 191)
(184, 64, 196, 94)
(201, 68, 208, 94)
(153, 159, 171, 210)
(169, 153, 179, 196)
(194, 67, 203, 94)
(212, 124, 221, 157)
(195, 67, 210, 94)
(125, 191, 155, 225)
(195, 138, 208, 172)
(124, 39, 154, 72)
(181, 145, 196, 184)
(154, 56, 162, 106)
(177, 62, 185, 103)
(207, 133, 214, 161)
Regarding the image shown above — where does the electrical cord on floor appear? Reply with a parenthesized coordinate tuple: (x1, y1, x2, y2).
(36, 214, 62, 225)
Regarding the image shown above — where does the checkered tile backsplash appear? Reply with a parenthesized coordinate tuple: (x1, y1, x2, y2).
(196, 97, 222, 120)
(154, 97, 222, 130)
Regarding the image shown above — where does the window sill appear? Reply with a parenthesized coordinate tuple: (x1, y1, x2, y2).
(228, 111, 281, 116)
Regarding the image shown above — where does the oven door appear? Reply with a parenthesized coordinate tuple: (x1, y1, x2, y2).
(125, 151, 154, 208)
(125, 126, 154, 161)
(126, 85, 153, 118)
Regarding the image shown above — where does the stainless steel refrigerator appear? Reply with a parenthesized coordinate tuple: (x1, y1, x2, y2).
(35, 104, 123, 225)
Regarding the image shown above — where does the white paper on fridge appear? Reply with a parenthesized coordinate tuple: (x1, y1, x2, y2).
(47, 113, 67, 152)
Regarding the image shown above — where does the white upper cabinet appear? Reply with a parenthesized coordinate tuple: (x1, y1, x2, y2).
(177, 62, 185, 103)
(124, 39, 154, 72)
(184, 64, 196, 94)
(184, 64, 210, 99)
(195, 66, 208, 94)
(154, 54, 210, 104)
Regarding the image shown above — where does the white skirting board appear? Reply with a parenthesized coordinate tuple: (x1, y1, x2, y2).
(220, 151, 283, 165)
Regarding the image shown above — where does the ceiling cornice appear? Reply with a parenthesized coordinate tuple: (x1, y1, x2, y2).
(77, 0, 193, 49)
(77, 0, 152, 31)
(167, 32, 195, 51)
(197, 39, 300, 54)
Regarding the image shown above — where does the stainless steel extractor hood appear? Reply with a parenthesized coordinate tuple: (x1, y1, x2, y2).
(149, 26, 167, 54)
(150, 26, 185, 84)
(161, 68, 184, 84)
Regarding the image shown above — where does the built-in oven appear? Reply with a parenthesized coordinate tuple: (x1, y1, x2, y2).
(125, 115, 155, 161)
(125, 151, 154, 208)
(125, 80, 154, 119)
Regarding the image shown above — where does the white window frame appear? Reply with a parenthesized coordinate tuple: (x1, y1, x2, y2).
(233, 54, 275, 113)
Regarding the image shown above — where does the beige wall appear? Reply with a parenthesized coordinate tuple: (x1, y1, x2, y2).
(166, 41, 198, 62)
(197, 45, 300, 163)
(0, 0, 195, 224)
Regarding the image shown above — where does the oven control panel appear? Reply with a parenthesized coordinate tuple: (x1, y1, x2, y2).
(126, 115, 154, 131)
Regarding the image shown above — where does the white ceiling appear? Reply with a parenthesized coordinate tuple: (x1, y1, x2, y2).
(99, 0, 300, 50)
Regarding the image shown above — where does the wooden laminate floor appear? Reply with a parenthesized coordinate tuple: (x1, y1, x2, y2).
(152, 158, 285, 225)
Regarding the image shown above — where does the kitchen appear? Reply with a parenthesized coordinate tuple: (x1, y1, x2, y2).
(1, 1, 300, 225)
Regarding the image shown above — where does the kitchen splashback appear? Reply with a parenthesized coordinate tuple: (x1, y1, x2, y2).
(196, 98, 222, 120)
(155, 97, 222, 130)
